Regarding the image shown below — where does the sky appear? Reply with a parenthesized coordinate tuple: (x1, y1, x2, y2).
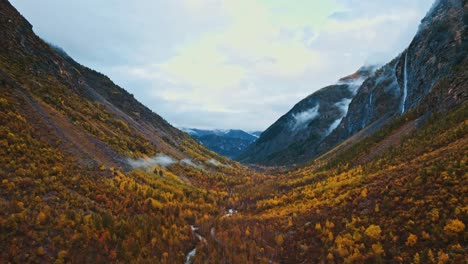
(10, 0, 435, 131)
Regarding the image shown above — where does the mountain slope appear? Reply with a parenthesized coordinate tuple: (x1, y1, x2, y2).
(206, 102, 467, 263)
(237, 66, 377, 165)
(319, 0, 467, 156)
(0, 0, 228, 170)
(239, 0, 467, 166)
(0, 1, 244, 262)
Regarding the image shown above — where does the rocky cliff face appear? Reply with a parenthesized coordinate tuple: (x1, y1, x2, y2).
(320, 0, 467, 154)
(240, 0, 467, 166)
(237, 66, 377, 165)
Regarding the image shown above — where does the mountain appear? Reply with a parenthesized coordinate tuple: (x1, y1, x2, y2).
(314, 0, 467, 160)
(182, 128, 259, 141)
(0, 0, 231, 170)
(237, 66, 378, 165)
(181, 128, 259, 158)
(239, 0, 467, 166)
(0, 1, 240, 262)
(1, 0, 467, 263)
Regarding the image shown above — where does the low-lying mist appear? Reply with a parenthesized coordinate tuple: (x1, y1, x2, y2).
(127, 154, 176, 168)
(127, 154, 226, 171)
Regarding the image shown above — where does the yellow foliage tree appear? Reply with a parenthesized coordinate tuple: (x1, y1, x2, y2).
(371, 243, 384, 255)
(36, 211, 47, 225)
(405, 233, 417, 246)
(443, 219, 465, 235)
(275, 234, 284, 246)
(364, 225, 381, 240)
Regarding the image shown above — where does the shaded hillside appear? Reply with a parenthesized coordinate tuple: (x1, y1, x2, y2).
(240, 0, 467, 166)
(0, 0, 227, 169)
(319, 0, 467, 157)
(237, 66, 376, 165)
(0, 1, 249, 262)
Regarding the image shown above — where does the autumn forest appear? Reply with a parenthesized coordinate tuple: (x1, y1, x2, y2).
(0, 0, 467, 263)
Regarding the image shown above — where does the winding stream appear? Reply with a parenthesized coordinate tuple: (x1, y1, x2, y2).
(185, 225, 206, 264)
(185, 208, 237, 263)
(184, 248, 197, 264)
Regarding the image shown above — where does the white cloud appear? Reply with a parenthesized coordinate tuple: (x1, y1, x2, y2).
(326, 118, 343, 136)
(127, 154, 176, 169)
(335, 98, 353, 115)
(180, 159, 203, 170)
(208, 159, 221, 166)
(160, 39, 247, 89)
(159, 0, 328, 88)
(290, 104, 320, 131)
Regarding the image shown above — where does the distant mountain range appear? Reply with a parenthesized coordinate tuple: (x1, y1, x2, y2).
(181, 128, 262, 159)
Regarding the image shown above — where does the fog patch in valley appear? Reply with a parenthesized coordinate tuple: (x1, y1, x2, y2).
(127, 154, 209, 171)
(127, 154, 176, 169)
(180, 159, 203, 170)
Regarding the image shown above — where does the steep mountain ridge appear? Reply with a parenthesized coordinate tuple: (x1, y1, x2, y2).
(240, 0, 467, 166)
(0, 0, 226, 169)
(237, 66, 377, 165)
(318, 0, 467, 156)
(0, 2, 246, 262)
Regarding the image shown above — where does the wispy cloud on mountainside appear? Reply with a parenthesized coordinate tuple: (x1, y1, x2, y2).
(290, 104, 320, 131)
(127, 154, 176, 168)
(127, 154, 206, 171)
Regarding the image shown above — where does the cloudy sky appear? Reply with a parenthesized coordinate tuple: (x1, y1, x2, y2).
(10, 0, 435, 131)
